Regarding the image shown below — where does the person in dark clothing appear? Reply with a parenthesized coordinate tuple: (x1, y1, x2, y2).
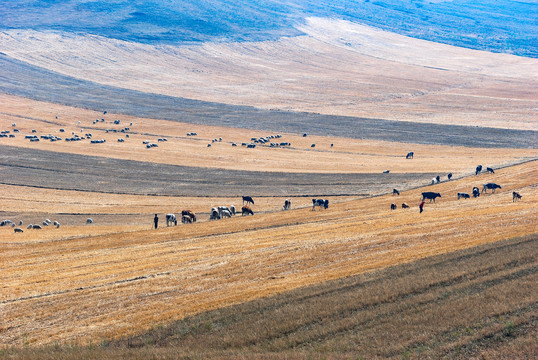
(154, 214, 159, 229)
(419, 201, 425, 213)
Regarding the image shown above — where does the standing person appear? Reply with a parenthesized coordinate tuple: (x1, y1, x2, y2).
(419, 201, 425, 213)
(154, 213, 159, 229)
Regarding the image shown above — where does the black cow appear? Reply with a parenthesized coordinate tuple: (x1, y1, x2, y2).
(486, 167, 495, 174)
(422, 192, 441, 203)
(406, 151, 414, 159)
(447, 173, 453, 180)
(482, 183, 501, 194)
(242, 196, 255, 205)
(512, 192, 522, 202)
(457, 192, 470, 200)
(390, 203, 397, 210)
(312, 199, 329, 210)
(472, 187, 480, 198)
(393, 188, 400, 196)
(475, 165, 483, 175)
(401, 203, 409, 208)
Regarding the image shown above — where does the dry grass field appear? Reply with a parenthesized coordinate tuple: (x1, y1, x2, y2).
(2, 159, 536, 350)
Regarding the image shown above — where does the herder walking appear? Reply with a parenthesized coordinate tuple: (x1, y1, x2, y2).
(154, 213, 159, 229)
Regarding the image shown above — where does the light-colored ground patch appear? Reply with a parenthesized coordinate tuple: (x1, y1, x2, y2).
(1, 18, 536, 130)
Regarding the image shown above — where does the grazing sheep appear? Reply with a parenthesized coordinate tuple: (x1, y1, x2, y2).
(27, 224, 33, 229)
(513, 192, 522, 202)
(14, 227, 24, 233)
(86, 218, 93, 224)
(220, 209, 232, 218)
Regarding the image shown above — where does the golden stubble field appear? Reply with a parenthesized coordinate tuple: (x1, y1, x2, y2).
(1, 93, 536, 175)
(1, 160, 536, 346)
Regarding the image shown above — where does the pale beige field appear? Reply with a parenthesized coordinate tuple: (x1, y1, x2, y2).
(1, 160, 536, 346)
(1, 18, 536, 130)
(1, 94, 536, 175)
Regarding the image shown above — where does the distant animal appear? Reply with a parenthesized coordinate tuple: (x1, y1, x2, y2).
(86, 218, 93, 224)
(14, 227, 23, 233)
(55, 222, 60, 228)
(406, 151, 414, 159)
(390, 203, 397, 210)
(283, 199, 292, 210)
(447, 173, 453, 180)
(165, 214, 177, 226)
(181, 210, 196, 222)
(486, 167, 495, 174)
(311, 144, 315, 148)
(242, 205, 254, 216)
(512, 191, 522, 202)
(210, 208, 220, 220)
(312, 199, 329, 210)
(242, 196, 255, 205)
(457, 192, 470, 200)
(475, 165, 483, 175)
(32, 224, 42, 229)
(230, 205, 236, 215)
(220, 209, 232, 218)
(431, 178, 436, 185)
(393, 189, 400, 196)
(27, 224, 33, 229)
(422, 192, 441, 203)
(482, 183, 501, 194)
(436, 175, 440, 184)
(218, 206, 232, 218)
(401, 203, 409, 208)
(383, 170, 390, 174)
(181, 215, 193, 224)
(472, 187, 480, 198)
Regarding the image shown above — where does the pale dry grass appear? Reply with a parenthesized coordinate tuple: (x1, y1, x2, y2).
(1, 94, 536, 174)
(1, 161, 536, 346)
(1, 18, 536, 130)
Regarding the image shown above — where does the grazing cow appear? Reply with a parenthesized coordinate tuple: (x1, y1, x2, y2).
(486, 167, 495, 174)
(220, 209, 232, 218)
(27, 224, 33, 229)
(383, 170, 390, 174)
(242, 196, 255, 205)
(512, 192, 522, 202)
(431, 178, 436, 185)
(210, 208, 221, 220)
(475, 165, 483, 175)
(448, 173, 453, 181)
(393, 189, 400, 196)
(242, 206, 254, 216)
(218, 206, 233, 218)
(182, 215, 193, 224)
(86, 218, 93, 224)
(406, 151, 414, 159)
(32, 224, 42, 229)
(181, 210, 196, 222)
(422, 192, 441, 203)
(472, 187, 480, 198)
(230, 205, 236, 215)
(14, 227, 24, 233)
(436, 175, 441, 184)
(166, 214, 177, 226)
(283, 199, 292, 210)
(390, 203, 397, 210)
(401, 203, 409, 208)
(457, 192, 470, 200)
(482, 183, 502, 194)
(312, 199, 329, 210)
(42, 221, 49, 226)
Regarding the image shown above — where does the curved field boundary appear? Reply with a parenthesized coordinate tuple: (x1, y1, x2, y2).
(0, 146, 435, 197)
(1, 54, 536, 149)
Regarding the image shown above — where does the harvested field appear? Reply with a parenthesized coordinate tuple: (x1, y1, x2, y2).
(1, 160, 536, 347)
